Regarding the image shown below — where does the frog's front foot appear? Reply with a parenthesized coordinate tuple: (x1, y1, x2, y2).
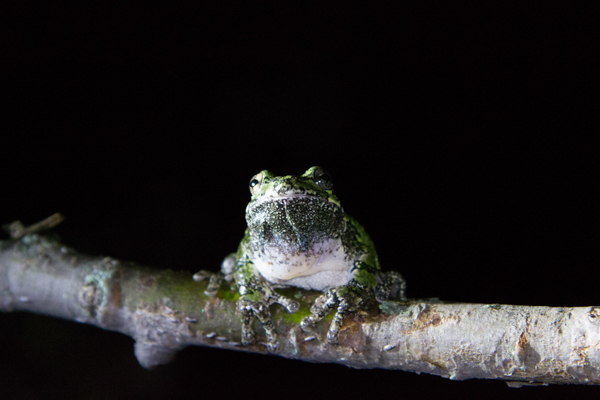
(238, 281, 299, 352)
(193, 254, 237, 297)
(192, 270, 224, 297)
(301, 285, 365, 345)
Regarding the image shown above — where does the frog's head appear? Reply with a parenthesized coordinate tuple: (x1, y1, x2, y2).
(247, 166, 340, 206)
(245, 166, 345, 254)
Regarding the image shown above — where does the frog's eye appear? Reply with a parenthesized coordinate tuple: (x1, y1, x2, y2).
(249, 172, 263, 195)
(313, 168, 333, 190)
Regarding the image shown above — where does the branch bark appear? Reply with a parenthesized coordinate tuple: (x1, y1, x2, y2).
(1, 234, 600, 385)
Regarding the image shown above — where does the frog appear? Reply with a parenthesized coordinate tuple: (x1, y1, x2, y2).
(194, 166, 406, 351)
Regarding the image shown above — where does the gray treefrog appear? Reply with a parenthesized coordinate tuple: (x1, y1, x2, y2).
(194, 166, 406, 351)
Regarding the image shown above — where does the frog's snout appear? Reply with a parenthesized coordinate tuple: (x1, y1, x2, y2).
(280, 177, 298, 188)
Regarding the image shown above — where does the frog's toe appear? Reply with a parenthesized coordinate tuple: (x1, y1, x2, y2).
(325, 314, 347, 345)
(192, 270, 211, 281)
(238, 297, 280, 351)
(326, 329, 340, 345)
(301, 292, 337, 334)
(300, 316, 315, 332)
(252, 304, 279, 352)
(272, 292, 300, 314)
(241, 324, 255, 346)
(193, 270, 224, 297)
(264, 338, 279, 352)
(205, 273, 224, 297)
(326, 299, 354, 345)
(238, 299, 259, 345)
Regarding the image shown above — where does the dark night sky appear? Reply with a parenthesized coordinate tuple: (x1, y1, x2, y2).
(2, 2, 599, 399)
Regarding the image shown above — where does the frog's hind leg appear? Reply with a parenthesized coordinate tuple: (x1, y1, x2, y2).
(375, 271, 407, 302)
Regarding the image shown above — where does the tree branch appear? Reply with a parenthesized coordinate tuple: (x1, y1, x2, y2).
(1, 233, 600, 385)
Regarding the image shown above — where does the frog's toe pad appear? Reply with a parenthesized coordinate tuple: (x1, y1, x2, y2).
(264, 340, 279, 353)
(192, 270, 211, 281)
(286, 301, 300, 313)
(326, 330, 340, 345)
(300, 317, 314, 332)
(241, 326, 256, 346)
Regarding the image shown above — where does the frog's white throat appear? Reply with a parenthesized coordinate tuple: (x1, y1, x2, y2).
(251, 237, 353, 291)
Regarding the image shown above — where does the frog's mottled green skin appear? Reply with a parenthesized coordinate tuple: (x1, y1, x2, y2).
(196, 166, 406, 351)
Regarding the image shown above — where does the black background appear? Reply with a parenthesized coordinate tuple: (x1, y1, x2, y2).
(2, 2, 599, 399)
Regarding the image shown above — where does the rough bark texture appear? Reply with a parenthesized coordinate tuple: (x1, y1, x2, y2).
(1, 234, 600, 385)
